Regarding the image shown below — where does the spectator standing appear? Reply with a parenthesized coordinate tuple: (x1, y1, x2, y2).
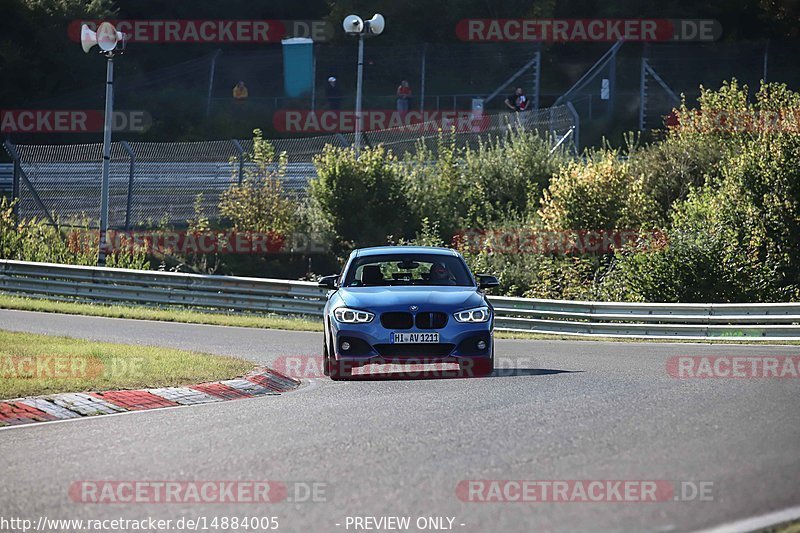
(326, 76, 341, 110)
(396, 80, 412, 113)
(505, 87, 528, 112)
(232, 81, 249, 102)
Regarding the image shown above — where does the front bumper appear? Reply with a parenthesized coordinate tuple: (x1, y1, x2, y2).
(329, 315, 493, 367)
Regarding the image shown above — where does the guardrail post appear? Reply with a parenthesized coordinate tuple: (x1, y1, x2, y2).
(120, 141, 135, 230)
(706, 303, 713, 338)
(231, 139, 245, 185)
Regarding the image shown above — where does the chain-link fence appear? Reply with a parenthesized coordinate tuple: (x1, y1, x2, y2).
(639, 41, 800, 131)
(4, 106, 576, 229)
(16, 39, 798, 148)
(21, 43, 544, 143)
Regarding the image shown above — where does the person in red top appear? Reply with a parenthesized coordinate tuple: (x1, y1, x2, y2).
(396, 80, 412, 114)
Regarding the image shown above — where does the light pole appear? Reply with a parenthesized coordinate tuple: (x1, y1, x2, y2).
(80, 22, 125, 265)
(342, 14, 384, 156)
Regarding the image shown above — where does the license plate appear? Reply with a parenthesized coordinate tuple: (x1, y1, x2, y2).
(392, 332, 439, 344)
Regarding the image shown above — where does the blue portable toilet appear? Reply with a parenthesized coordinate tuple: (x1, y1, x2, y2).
(282, 37, 314, 97)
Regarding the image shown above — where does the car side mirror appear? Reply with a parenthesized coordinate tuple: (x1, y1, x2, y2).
(477, 274, 500, 290)
(318, 275, 338, 289)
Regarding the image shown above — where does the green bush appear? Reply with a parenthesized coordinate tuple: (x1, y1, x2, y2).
(219, 130, 298, 236)
(628, 133, 727, 224)
(456, 235, 605, 299)
(310, 144, 411, 250)
(672, 79, 800, 139)
(402, 134, 466, 240)
(538, 149, 659, 232)
(0, 197, 149, 269)
(463, 129, 563, 224)
(601, 122, 800, 302)
(402, 130, 562, 241)
(454, 81, 800, 303)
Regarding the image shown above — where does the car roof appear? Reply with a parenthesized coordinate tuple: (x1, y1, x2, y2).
(351, 246, 459, 258)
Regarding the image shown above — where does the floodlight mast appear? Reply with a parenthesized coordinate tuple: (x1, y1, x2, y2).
(81, 23, 124, 265)
(354, 33, 364, 156)
(98, 49, 114, 265)
(343, 14, 384, 157)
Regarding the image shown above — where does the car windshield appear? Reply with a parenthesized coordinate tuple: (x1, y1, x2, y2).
(344, 254, 474, 287)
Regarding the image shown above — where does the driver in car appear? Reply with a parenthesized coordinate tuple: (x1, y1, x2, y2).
(429, 262, 456, 286)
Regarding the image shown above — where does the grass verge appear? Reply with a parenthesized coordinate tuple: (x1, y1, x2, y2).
(766, 519, 800, 533)
(0, 329, 253, 400)
(0, 293, 796, 345)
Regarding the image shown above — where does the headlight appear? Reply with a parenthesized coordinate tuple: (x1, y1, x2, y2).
(454, 306, 491, 323)
(333, 307, 374, 324)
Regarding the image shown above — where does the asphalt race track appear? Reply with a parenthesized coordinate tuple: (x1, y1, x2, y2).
(1, 309, 798, 532)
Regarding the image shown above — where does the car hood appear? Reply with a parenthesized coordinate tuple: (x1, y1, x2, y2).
(337, 286, 485, 311)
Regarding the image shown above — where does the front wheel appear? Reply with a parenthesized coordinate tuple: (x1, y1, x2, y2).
(322, 340, 331, 377)
(329, 358, 352, 380)
(324, 337, 352, 380)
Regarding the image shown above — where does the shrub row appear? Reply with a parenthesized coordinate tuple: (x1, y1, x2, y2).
(302, 80, 800, 302)
(2, 81, 798, 303)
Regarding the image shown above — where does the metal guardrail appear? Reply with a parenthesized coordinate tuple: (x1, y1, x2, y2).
(0, 260, 325, 317)
(491, 296, 800, 340)
(1, 260, 799, 340)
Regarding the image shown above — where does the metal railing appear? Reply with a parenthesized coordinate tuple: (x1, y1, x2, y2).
(1, 260, 798, 341)
(491, 296, 800, 340)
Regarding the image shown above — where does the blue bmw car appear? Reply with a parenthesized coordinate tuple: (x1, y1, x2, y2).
(318, 246, 500, 380)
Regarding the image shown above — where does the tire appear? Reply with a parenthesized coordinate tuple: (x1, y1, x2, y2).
(471, 357, 494, 377)
(322, 340, 331, 377)
(329, 358, 352, 380)
(461, 354, 494, 377)
(325, 335, 352, 381)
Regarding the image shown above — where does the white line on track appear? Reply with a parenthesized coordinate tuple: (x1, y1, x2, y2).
(697, 505, 800, 533)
